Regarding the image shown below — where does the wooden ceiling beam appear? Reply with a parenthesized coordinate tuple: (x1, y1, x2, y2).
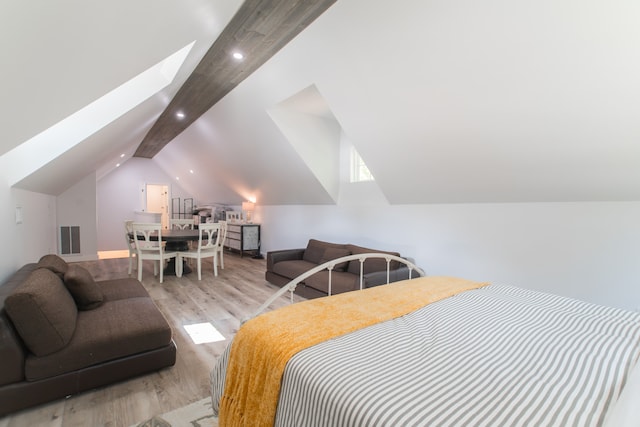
(134, 0, 337, 159)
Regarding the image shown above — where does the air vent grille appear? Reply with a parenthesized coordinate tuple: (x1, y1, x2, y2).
(60, 226, 80, 255)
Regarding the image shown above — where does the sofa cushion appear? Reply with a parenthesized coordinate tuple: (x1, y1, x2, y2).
(345, 245, 401, 275)
(272, 260, 319, 282)
(319, 247, 352, 271)
(0, 315, 26, 386)
(0, 264, 37, 387)
(63, 265, 104, 310)
(4, 268, 77, 356)
(303, 239, 347, 264)
(98, 277, 151, 301)
(37, 254, 68, 278)
(24, 297, 173, 381)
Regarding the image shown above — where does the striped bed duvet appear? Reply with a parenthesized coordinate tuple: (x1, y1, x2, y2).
(211, 284, 640, 426)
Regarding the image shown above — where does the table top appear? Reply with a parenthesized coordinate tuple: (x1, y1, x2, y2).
(161, 229, 201, 241)
(129, 229, 201, 241)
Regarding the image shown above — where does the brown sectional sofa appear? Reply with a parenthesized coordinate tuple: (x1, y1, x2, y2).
(265, 239, 418, 299)
(0, 255, 176, 416)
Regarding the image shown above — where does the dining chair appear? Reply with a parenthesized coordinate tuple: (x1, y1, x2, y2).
(170, 218, 196, 257)
(169, 218, 195, 230)
(177, 223, 221, 280)
(124, 220, 136, 275)
(132, 222, 180, 283)
(216, 220, 228, 271)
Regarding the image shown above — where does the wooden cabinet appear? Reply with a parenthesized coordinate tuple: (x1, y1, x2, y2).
(225, 224, 260, 257)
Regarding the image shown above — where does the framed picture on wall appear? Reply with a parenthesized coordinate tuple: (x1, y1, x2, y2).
(225, 211, 243, 223)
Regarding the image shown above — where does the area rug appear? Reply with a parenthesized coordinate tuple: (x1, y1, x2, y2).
(132, 397, 218, 427)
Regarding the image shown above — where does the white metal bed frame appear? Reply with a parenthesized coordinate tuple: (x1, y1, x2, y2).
(249, 253, 426, 320)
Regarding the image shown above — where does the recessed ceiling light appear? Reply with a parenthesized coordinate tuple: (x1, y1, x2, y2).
(189, 169, 194, 174)
(232, 52, 244, 60)
(176, 111, 185, 119)
(176, 176, 180, 180)
(116, 163, 120, 167)
(120, 153, 125, 158)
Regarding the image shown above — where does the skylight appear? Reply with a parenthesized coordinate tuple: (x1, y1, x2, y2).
(4, 41, 196, 186)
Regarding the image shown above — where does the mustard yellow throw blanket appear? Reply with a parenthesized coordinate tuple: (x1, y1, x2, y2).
(219, 276, 487, 427)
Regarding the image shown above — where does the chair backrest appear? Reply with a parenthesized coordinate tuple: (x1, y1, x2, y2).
(170, 218, 195, 230)
(217, 220, 228, 249)
(124, 220, 135, 249)
(132, 223, 163, 254)
(197, 223, 221, 252)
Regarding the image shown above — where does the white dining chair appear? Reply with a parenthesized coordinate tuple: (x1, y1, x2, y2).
(216, 220, 228, 271)
(124, 220, 136, 275)
(169, 218, 195, 230)
(132, 222, 180, 283)
(177, 223, 221, 280)
(170, 218, 197, 258)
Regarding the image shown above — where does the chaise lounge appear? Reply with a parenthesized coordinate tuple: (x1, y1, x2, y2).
(0, 255, 176, 416)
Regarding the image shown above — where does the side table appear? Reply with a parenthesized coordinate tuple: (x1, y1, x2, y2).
(225, 223, 260, 257)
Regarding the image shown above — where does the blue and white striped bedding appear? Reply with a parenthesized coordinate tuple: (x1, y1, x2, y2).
(212, 285, 640, 426)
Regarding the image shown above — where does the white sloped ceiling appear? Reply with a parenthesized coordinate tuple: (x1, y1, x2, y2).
(1, 0, 242, 195)
(156, 0, 640, 205)
(4, 0, 640, 204)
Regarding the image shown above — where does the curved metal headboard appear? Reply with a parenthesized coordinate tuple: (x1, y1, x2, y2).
(247, 253, 426, 321)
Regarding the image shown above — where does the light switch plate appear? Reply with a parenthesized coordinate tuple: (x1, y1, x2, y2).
(15, 206, 23, 224)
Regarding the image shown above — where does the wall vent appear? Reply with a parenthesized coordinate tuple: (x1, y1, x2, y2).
(60, 226, 80, 255)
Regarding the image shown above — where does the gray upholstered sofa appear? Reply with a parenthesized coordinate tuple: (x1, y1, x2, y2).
(265, 239, 418, 299)
(0, 255, 176, 416)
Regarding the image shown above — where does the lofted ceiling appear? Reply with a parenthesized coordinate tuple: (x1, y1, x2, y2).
(134, 0, 336, 158)
(0, 0, 244, 195)
(3, 0, 640, 205)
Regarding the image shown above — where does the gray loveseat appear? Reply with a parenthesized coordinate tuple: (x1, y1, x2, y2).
(0, 255, 176, 416)
(265, 239, 417, 299)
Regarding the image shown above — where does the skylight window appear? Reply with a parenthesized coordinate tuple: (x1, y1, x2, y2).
(4, 41, 195, 186)
(350, 147, 374, 183)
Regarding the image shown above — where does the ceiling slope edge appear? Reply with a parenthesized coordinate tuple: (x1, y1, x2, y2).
(5, 42, 195, 193)
(268, 85, 342, 203)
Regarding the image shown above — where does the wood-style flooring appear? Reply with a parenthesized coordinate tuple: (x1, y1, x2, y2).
(0, 252, 304, 427)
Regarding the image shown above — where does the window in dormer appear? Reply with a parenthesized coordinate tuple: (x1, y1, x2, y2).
(350, 146, 374, 183)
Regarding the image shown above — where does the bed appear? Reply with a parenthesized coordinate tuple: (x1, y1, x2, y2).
(210, 256, 640, 427)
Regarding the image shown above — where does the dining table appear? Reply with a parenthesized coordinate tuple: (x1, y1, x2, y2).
(130, 228, 202, 276)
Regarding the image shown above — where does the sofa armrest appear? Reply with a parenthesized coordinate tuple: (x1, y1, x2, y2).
(363, 266, 416, 288)
(266, 248, 305, 271)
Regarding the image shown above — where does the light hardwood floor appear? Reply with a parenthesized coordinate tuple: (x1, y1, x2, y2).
(0, 252, 304, 427)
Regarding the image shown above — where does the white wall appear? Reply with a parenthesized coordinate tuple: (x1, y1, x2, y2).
(257, 201, 640, 312)
(0, 156, 193, 280)
(12, 140, 630, 314)
(175, 133, 640, 312)
(96, 157, 193, 251)
(0, 185, 56, 283)
(56, 172, 98, 261)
